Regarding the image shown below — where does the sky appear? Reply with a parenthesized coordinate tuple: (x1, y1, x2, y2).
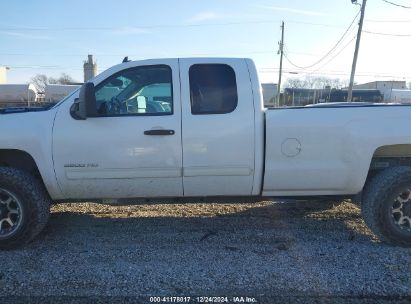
(1, 0, 411, 86)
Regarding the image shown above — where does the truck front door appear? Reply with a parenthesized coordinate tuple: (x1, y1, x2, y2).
(53, 60, 183, 199)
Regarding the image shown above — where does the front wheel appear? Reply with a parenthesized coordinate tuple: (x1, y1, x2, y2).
(0, 167, 50, 249)
(362, 166, 411, 247)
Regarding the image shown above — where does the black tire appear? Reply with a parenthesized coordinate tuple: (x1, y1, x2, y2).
(362, 166, 411, 247)
(0, 167, 50, 249)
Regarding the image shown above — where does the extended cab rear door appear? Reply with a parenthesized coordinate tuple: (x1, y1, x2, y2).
(179, 59, 256, 196)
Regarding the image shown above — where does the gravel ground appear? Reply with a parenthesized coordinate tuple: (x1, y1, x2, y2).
(1, 199, 411, 303)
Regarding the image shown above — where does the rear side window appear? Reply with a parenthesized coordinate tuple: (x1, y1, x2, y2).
(189, 64, 238, 115)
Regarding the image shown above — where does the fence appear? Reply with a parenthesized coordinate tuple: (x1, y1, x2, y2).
(0, 101, 56, 109)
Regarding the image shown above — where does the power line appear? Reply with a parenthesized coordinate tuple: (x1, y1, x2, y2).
(7, 63, 409, 79)
(0, 50, 281, 67)
(0, 50, 328, 59)
(381, 0, 411, 9)
(273, 35, 356, 79)
(363, 30, 411, 36)
(283, 50, 324, 57)
(258, 68, 410, 78)
(284, 26, 355, 70)
(1, 50, 321, 57)
(0, 50, 310, 56)
(285, 20, 344, 28)
(258, 66, 408, 75)
(282, 10, 360, 70)
(0, 20, 351, 32)
(7, 62, 409, 78)
(365, 18, 411, 23)
(0, 21, 278, 31)
(0, 49, 277, 68)
(305, 36, 356, 76)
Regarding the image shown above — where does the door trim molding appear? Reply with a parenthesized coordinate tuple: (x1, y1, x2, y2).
(66, 168, 182, 180)
(183, 167, 252, 177)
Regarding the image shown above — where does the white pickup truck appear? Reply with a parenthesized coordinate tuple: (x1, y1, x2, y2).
(1, 57, 411, 248)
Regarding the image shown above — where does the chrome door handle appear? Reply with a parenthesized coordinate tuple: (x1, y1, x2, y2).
(144, 129, 175, 136)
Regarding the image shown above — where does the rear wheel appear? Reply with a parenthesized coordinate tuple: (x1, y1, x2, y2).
(0, 167, 50, 249)
(362, 166, 411, 247)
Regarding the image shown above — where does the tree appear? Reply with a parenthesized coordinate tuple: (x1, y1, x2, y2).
(284, 76, 348, 89)
(31, 73, 78, 93)
(284, 78, 305, 88)
(59, 73, 76, 84)
(49, 73, 76, 85)
(30, 74, 48, 94)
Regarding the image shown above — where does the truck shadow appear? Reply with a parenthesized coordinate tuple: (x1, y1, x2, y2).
(41, 199, 374, 249)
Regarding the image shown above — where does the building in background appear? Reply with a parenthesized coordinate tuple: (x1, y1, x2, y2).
(44, 84, 81, 103)
(353, 81, 407, 101)
(282, 88, 332, 106)
(281, 88, 383, 106)
(0, 84, 38, 108)
(329, 89, 383, 103)
(0, 67, 9, 84)
(261, 83, 277, 107)
(83, 55, 98, 82)
(390, 89, 411, 103)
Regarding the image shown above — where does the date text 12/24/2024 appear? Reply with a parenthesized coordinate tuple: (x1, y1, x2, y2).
(149, 296, 258, 303)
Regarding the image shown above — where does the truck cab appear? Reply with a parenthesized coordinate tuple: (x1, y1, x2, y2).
(53, 58, 264, 199)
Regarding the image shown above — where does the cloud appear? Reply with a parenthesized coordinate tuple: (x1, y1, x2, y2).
(260, 6, 328, 17)
(0, 31, 53, 40)
(110, 27, 150, 35)
(185, 11, 222, 23)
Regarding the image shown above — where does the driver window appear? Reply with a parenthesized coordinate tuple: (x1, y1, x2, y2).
(94, 65, 173, 116)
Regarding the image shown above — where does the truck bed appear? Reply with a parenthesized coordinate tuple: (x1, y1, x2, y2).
(263, 103, 411, 196)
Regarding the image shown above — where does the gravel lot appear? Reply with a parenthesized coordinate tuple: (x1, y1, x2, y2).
(1, 199, 411, 303)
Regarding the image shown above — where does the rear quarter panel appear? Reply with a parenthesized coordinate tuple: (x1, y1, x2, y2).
(263, 105, 411, 196)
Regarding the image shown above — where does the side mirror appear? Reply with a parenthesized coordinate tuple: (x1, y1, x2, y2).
(70, 82, 98, 120)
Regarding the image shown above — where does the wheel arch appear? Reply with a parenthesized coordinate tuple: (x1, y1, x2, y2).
(358, 144, 411, 201)
(369, 144, 411, 174)
(373, 144, 411, 158)
(0, 149, 39, 173)
(0, 149, 49, 194)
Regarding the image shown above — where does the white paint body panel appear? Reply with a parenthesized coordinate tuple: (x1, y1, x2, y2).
(0, 110, 62, 198)
(1, 58, 411, 200)
(52, 59, 183, 199)
(263, 106, 411, 196)
(179, 58, 256, 196)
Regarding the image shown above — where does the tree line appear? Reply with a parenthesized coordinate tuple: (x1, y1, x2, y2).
(284, 76, 349, 89)
(31, 73, 78, 94)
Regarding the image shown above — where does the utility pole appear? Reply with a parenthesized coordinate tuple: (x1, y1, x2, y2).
(347, 0, 367, 102)
(276, 21, 284, 107)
